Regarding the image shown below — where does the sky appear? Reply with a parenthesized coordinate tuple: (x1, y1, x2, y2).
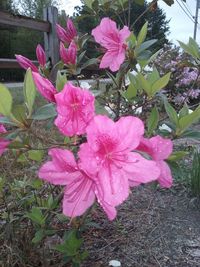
(60, 0, 200, 45)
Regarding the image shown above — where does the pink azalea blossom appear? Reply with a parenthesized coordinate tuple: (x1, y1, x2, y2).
(36, 44, 46, 67)
(79, 115, 160, 209)
(137, 136, 173, 188)
(92, 18, 131, 72)
(60, 41, 77, 65)
(38, 148, 116, 220)
(56, 18, 77, 44)
(32, 72, 57, 102)
(15, 55, 38, 72)
(0, 124, 10, 156)
(54, 82, 95, 137)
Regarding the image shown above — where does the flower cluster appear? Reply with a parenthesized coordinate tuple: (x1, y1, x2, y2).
(12, 17, 174, 221)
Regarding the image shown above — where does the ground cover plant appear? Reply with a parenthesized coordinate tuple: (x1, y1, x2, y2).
(0, 0, 200, 266)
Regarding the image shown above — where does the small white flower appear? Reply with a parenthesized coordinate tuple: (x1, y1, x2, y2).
(109, 260, 121, 266)
(159, 123, 172, 132)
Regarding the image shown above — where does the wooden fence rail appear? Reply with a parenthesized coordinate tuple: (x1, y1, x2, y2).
(0, 7, 59, 69)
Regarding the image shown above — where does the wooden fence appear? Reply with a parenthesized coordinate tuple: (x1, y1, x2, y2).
(0, 6, 59, 69)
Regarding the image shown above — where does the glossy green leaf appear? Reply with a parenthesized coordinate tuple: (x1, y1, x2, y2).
(23, 69, 36, 116)
(151, 72, 171, 95)
(137, 73, 151, 95)
(168, 151, 188, 161)
(179, 106, 200, 131)
(0, 83, 13, 116)
(164, 100, 179, 126)
(147, 106, 159, 135)
(32, 103, 57, 120)
(56, 71, 67, 91)
(137, 21, 148, 46)
(28, 150, 44, 162)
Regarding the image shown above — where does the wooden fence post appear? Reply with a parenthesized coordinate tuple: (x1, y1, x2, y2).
(43, 6, 59, 67)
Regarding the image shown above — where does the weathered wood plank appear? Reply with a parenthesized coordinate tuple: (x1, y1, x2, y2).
(0, 11, 50, 32)
(0, 59, 38, 69)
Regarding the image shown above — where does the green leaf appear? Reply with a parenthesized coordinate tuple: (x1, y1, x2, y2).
(32, 103, 57, 120)
(151, 72, 171, 95)
(12, 104, 26, 123)
(55, 230, 83, 256)
(168, 151, 188, 161)
(137, 73, 151, 96)
(0, 83, 13, 116)
(23, 69, 36, 117)
(124, 83, 137, 99)
(81, 58, 98, 70)
(178, 106, 200, 132)
(32, 230, 45, 244)
(147, 106, 159, 135)
(147, 68, 160, 85)
(26, 207, 46, 226)
(136, 39, 157, 54)
(0, 116, 16, 126)
(164, 100, 179, 126)
(181, 130, 200, 140)
(56, 71, 67, 91)
(179, 103, 189, 118)
(137, 21, 148, 46)
(133, 0, 144, 5)
(28, 150, 44, 162)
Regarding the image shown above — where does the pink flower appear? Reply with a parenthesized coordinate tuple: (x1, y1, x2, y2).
(32, 72, 57, 102)
(38, 148, 116, 220)
(56, 18, 77, 44)
(0, 124, 10, 156)
(60, 41, 77, 65)
(36, 44, 46, 67)
(54, 82, 95, 137)
(79, 115, 160, 209)
(92, 18, 131, 72)
(15, 55, 38, 72)
(137, 136, 173, 188)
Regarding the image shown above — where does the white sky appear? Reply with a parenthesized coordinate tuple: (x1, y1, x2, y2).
(60, 0, 200, 45)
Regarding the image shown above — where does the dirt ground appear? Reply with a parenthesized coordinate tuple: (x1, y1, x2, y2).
(82, 184, 200, 267)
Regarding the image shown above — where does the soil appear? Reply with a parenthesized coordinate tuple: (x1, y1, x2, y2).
(83, 185, 200, 267)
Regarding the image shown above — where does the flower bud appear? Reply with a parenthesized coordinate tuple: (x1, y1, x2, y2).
(15, 54, 38, 72)
(36, 44, 46, 67)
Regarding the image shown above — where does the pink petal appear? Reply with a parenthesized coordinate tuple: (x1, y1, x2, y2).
(38, 148, 79, 185)
(55, 82, 95, 136)
(97, 165, 130, 207)
(109, 50, 126, 72)
(157, 161, 173, 188)
(78, 143, 99, 177)
(92, 17, 118, 47)
(119, 26, 131, 42)
(86, 115, 116, 152)
(115, 116, 144, 151)
(15, 54, 38, 72)
(62, 178, 95, 218)
(150, 136, 173, 160)
(95, 187, 117, 220)
(32, 72, 57, 102)
(124, 152, 160, 186)
(36, 44, 46, 67)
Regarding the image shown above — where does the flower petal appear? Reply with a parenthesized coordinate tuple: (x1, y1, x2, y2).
(157, 161, 173, 188)
(116, 116, 144, 151)
(124, 152, 160, 186)
(63, 178, 95, 218)
(38, 148, 79, 185)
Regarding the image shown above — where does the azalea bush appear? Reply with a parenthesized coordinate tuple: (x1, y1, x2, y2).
(1, 0, 200, 266)
(153, 43, 200, 108)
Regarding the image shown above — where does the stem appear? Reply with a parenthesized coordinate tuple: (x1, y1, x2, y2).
(130, 0, 157, 29)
